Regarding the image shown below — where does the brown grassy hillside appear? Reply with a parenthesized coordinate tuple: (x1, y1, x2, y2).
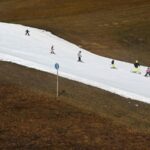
(1, 86, 150, 150)
(0, 0, 150, 65)
(0, 61, 150, 149)
(0, 1, 150, 149)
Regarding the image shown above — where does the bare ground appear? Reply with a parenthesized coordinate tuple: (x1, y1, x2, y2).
(0, 0, 150, 65)
(0, 61, 150, 149)
(0, 1, 150, 149)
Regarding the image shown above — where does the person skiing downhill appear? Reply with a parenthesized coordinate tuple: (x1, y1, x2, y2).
(50, 45, 55, 54)
(145, 67, 150, 77)
(132, 60, 141, 74)
(25, 29, 30, 36)
(77, 51, 82, 62)
(134, 60, 140, 68)
(111, 59, 117, 69)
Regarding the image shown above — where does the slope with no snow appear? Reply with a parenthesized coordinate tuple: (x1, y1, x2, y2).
(0, 22, 149, 103)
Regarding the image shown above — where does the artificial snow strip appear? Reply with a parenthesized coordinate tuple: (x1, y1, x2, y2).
(0, 22, 150, 104)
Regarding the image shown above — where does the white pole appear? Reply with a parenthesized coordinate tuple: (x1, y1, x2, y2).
(56, 69, 59, 97)
(55, 63, 59, 98)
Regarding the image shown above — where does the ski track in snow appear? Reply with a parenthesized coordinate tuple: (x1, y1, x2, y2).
(0, 22, 150, 104)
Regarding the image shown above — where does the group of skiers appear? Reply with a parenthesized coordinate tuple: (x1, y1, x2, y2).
(49, 44, 82, 62)
(25, 29, 83, 61)
(25, 29, 149, 77)
(111, 60, 150, 77)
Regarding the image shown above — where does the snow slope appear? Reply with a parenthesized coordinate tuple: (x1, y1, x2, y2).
(0, 22, 150, 104)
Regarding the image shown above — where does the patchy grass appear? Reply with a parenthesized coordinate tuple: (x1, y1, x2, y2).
(0, 61, 150, 149)
(0, 0, 150, 65)
(0, 1, 150, 148)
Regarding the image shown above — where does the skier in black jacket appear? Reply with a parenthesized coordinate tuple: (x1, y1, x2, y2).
(134, 60, 140, 68)
(132, 60, 141, 74)
(25, 29, 30, 36)
(50, 45, 55, 54)
(111, 59, 116, 69)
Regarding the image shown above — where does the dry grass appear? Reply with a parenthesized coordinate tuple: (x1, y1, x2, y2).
(1, 85, 150, 150)
(0, 0, 150, 65)
(0, 61, 150, 149)
(0, 1, 150, 149)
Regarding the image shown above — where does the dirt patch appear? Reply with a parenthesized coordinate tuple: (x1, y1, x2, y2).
(0, 61, 150, 149)
(0, 0, 150, 65)
(0, 84, 150, 149)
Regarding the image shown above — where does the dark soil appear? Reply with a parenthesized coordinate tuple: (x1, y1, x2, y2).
(0, 61, 150, 149)
(0, 1, 150, 149)
(0, 0, 150, 65)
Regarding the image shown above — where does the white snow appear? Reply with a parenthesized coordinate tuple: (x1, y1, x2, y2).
(0, 22, 150, 104)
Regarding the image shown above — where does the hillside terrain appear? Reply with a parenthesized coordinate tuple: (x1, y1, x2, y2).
(0, 0, 150, 65)
(0, 61, 150, 149)
(0, 0, 150, 149)
(0, 22, 149, 103)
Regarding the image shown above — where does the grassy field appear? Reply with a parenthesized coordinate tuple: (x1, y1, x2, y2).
(0, 0, 150, 149)
(0, 61, 150, 149)
(0, 0, 150, 65)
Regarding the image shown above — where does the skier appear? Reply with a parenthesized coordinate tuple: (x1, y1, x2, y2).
(134, 60, 140, 68)
(50, 45, 55, 54)
(111, 59, 117, 69)
(77, 51, 82, 62)
(132, 60, 141, 74)
(145, 67, 150, 77)
(25, 29, 30, 36)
